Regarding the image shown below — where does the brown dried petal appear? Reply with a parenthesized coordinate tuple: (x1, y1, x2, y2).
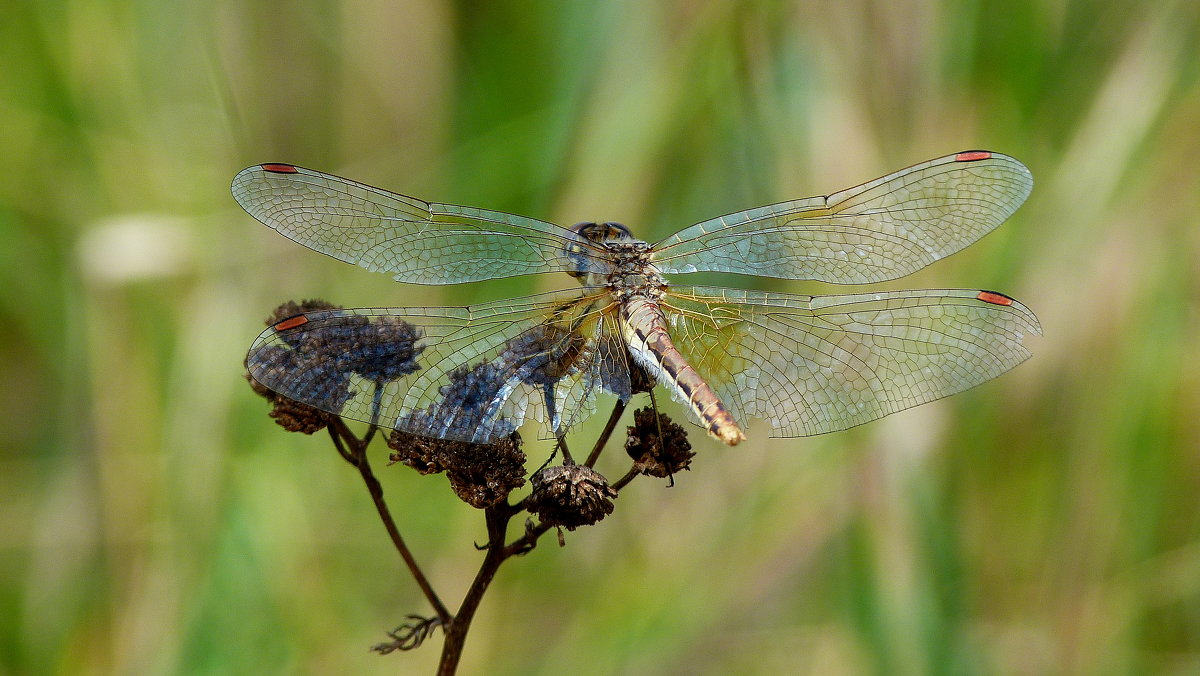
(386, 430, 448, 475)
(266, 393, 339, 434)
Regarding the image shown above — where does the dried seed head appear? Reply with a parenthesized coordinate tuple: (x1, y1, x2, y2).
(526, 464, 617, 531)
(246, 300, 349, 434)
(442, 433, 526, 508)
(625, 407, 694, 478)
(345, 315, 423, 384)
(261, 390, 339, 434)
(387, 430, 527, 509)
(248, 300, 426, 434)
(269, 309, 423, 386)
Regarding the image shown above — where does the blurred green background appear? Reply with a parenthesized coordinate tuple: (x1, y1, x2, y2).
(3, 0, 1199, 673)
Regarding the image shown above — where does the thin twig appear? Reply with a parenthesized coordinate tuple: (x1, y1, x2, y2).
(327, 424, 356, 464)
(329, 418, 452, 625)
(504, 519, 554, 556)
(361, 422, 381, 447)
(584, 399, 627, 468)
(647, 387, 666, 450)
(361, 384, 384, 446)
(437, 503, 512, 675)
(557, 435, 575, 465)
(323, 387, 649, 672)
(611, 465, 641, 491)
(372, 614, 445, 653)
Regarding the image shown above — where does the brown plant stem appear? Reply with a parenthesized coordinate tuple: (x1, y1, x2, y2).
(505, 518, 554, 556)
(437, 503, 513, 675)
(329, 419, 452, 625)
(584, 399, 627, 468)
(556, 435, 575, 465)
(611, 465, 641, 491)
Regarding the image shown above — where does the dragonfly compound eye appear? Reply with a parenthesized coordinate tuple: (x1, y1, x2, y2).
(564, 222, 603, 278)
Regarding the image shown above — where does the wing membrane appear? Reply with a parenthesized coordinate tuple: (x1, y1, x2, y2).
(652, 151, 1032, 283)
(246, 288, 628, 443)
(660, 286, 1042, 437)
(232, 164, 611, 284)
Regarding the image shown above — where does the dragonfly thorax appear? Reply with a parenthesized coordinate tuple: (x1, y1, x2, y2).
(566, 221, 635, 282)
(604, 240, 666, 300)
(565, 222, 665, 296)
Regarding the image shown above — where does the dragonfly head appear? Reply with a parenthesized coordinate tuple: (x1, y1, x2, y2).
(569, 221, 634, 244)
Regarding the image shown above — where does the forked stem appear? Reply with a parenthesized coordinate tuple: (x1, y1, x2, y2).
(329, 394, 648, 673)
(329, 419, 452, 625)
(436, 503, 512, 674)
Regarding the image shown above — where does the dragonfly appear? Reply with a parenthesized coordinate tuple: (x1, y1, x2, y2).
(236, 150, 1041, 447)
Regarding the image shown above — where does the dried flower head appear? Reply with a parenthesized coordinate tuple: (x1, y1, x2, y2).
(270, 308, 423, 386)
(344, 315, 423, 384)
(245, 362, 343, 434)
(388, 430, 527, 509)
(526, 464, 617, 530)
(246, 300, 347, 434)
(625, 407, 694, 478)
(248, 300, 427, 434)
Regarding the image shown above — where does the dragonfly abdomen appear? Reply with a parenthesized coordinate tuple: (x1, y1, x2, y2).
(620, 297, 746, 446)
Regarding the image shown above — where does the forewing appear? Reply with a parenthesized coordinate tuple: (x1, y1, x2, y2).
(653, 151, 1032, 283)
(232, 164, 611, 284)
(246, 288, 626, 443)
(660, 286, 1042, 437)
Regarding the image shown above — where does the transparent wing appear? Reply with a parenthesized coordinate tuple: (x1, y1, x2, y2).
(660, 285, 1042, 437)
(246, 288, 630, 444)
(232, 164, 611, 284)
(652, 151, 1032, 283)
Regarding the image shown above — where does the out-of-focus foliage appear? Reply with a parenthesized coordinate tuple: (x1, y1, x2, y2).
(2, 0, 1199, 673)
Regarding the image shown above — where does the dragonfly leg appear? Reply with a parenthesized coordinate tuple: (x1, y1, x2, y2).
(646, 387, 667, 448)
